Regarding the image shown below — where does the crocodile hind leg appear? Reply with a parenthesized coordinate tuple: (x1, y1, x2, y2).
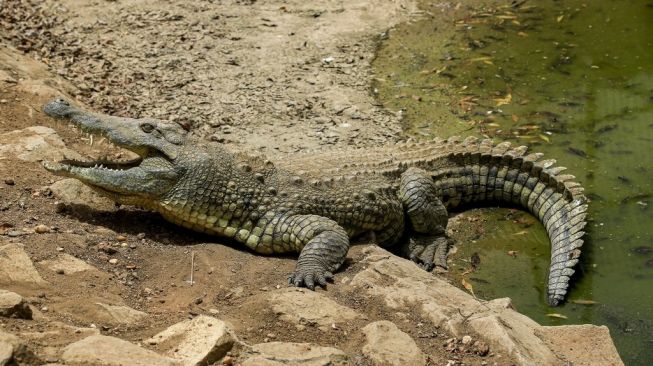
(283, 214, 350, 290)
(399, 167, 451, 270)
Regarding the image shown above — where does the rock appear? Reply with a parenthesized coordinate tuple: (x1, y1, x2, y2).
(0, 243, 46, 285)
(0, 126, 82, 163)
(361, 321, 426, 366)
(243, 342, 349, 366)
(39, 254, 97, 274)
(349, 246, 558, 365)
(0, 290, 32, 319)
(49, 178, 112, 207)
(146, 315, 236, 366)
(94, 303, 147, 325)
(268, 288, 361, 331)
(0, 331, 40, 366)
(461, 335, 473, 345)
(61, 335, 176, 366)
(0, 341, 12, 366)
(34, 224, 50, 234)
(536, 324, 624, 366)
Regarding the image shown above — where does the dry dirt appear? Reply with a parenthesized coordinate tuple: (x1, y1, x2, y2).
(0, 1, 623, 366)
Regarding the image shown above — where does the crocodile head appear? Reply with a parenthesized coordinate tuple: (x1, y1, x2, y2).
(42, 98, 189, 204)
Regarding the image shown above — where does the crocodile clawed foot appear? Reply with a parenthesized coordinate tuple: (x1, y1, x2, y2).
(288, 269, 334, 290)
(405, 235, 451, 273)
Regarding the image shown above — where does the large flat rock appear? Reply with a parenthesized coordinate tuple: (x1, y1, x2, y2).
(146, 315, 236, 366)
(536, 325, 624, 366)
(0, 126, 82, 163)
(61, 335, 176, 366)
(0, 243, 45, 286)
(243, 342, 350, 366)
(267, 288, 362, 331)
(361, 320, 426, 366)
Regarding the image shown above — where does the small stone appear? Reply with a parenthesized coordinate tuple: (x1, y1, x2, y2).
(56, 269, 65, 275)
(116, 235, 127, 242)
(462, 335, 473, 345)
(222, 355, 234, 365)
(121, 243, 128, 248)
(108, 258, 118, 265)
(136, 233, 146, 239)
(34, 224, 50, 234)
(41, 306, 49, 312)
(209, 308, 219, 315)
(98, 242, 117, 254)
(473, 341, 490, 356)
(7, 230, 24, 237)
(56, 247, 64, 252)
(4, 179, 14, 185)
(266, 333, 276, 339)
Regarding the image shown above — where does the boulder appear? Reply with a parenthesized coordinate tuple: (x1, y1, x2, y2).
(0, 290, 32, 319)
(361, 320, 426, 366)
(268, 288, 362, 331)
(146, 315, 236, 366)
(61, 335, 176, 366)
(243, 342, 349, 366)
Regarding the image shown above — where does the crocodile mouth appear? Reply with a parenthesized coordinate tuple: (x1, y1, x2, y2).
(43, 155, 144, 174)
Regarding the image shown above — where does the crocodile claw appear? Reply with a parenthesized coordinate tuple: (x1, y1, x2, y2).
(288, 270, 333, 290)
(405, 235, 450, 272)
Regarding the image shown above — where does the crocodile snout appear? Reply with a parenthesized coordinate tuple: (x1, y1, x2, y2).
(43, 98, 72, 118)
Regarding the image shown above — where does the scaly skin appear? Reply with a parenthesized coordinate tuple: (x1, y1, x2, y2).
(42, 99, 587, 306)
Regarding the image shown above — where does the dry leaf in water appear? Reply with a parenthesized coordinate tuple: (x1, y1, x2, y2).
(462, 277, 475, 296)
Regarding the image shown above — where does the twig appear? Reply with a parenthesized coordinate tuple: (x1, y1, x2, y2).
(190, 251, 195, 286)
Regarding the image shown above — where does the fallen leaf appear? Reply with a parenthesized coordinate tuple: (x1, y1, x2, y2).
(571, 299, 598, 305)
(556, 15, 564, 23)
(547, 313, 568, 319)
(512, 230, 529, 236)
(538, 134, 550, 142)
(517, 31, 529, 37)
(462, 277, 475, 296)
(511, 114, 519, 122)
(494, 93, 512, 107)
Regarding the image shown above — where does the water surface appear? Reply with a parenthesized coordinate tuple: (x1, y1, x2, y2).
(373, 1, 653, 363)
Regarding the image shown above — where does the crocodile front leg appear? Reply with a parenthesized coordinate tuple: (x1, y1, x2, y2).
(284, 214, 350, 289)
(399, 167, 451, 270)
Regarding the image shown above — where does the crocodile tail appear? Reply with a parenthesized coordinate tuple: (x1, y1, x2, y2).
(431, 136, 588, 306)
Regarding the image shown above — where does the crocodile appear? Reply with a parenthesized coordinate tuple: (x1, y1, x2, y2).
(42, 98, 587, 306)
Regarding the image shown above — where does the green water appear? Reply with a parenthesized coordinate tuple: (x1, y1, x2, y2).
(372, 1, 653, 364)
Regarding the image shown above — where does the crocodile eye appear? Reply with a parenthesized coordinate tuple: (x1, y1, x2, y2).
(140, 123, 155, 133)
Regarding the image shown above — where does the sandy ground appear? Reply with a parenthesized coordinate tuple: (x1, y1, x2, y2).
(0, 1, 623, 365)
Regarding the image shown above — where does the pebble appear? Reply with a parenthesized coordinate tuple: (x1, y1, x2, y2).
(34, 224, 50, 234)
(108, 258, 118, 264)
(116, 235, 127, 242)
(4, 178, 14, 185)
(462, 335, 473, 345)
(41, 306, 49, 312)
(222, 355, 234, 365)
(56, 247, 64, 252)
